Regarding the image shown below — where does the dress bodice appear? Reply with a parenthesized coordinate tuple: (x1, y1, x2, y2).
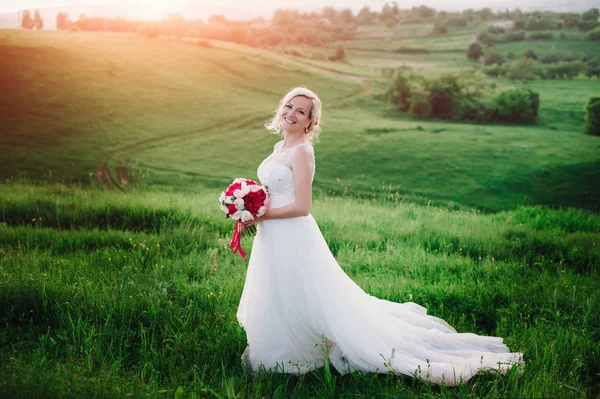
(257, 141, 314, 209)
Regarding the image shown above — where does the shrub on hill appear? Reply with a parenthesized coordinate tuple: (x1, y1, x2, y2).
(384, 67, 539, 124)
(485, 52, 505, 66)
(528, 31, 553, 40)
(522, 49, 537, 60)
(466, 42, 483, 61)
(408, 90, 432, 117)
(578, 20, 599, 32)
(581, 8, 600, 21)
(541, 53, 576, 64)
(588, 27, 600, 40)
(384, 66, 413, 112)
(541, 61, 585, 79)
(311, 50, 328, 61)
(584, 96, 600, 136)
(487, 25, 505, 34)
(427, 74, 463, 118)
(483, 64, 507, 77)
(585, 59, 600, 78)
(506, 58, 537, 82)
(138, 23, 160, 39)
(478, 30, 525, 44)
(491, 89, 539, 123)
(329, 44, 346, 62)
(501, 31, 526, 42)
(524, 18, 558, 31)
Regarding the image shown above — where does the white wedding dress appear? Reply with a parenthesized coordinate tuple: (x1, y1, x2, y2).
(236, 141, 523, 386)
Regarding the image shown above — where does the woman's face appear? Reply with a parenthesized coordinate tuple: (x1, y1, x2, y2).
(282, 95, 312, 134)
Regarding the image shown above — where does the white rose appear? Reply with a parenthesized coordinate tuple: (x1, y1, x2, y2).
(234, 182, 251, 199)
(257, 206, 267, 217)
(234, 198, 245, 210)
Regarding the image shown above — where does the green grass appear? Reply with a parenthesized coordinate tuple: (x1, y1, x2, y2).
(0, 182, 598, 397)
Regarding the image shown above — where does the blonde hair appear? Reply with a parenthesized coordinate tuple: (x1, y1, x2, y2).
(265, 87, 322, 144)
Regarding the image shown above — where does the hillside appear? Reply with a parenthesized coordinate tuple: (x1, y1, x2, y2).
(2, 29, 600, 211)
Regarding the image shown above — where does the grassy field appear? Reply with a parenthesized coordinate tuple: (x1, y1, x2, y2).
(1, 183, 598, 398)
(1, 17, 600, 398)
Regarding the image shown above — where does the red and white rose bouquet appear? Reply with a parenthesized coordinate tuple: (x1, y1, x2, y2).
(219, 178, 269, 258)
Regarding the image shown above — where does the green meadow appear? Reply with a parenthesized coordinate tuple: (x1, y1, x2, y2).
(1, 17, 599, 398)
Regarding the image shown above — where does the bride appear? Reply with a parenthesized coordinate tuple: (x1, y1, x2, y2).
(236, 87, 523, 386)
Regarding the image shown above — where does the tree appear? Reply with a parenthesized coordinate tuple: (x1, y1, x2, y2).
(33, 10, 43, 30)
(466, 42, 483, 61)
(522, 49, 537, 60)
(56, 12, 70, 30)
(582, 8, 600, 21)
(357, 6, 373, 25)
(506, 58, 536, 83)
(21, 10, 34, 30)
(584, 95, 600, 136)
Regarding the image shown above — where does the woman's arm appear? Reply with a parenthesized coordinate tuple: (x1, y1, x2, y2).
(245, 147, 314, 227)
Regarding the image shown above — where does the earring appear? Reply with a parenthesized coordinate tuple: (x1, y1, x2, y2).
(304, 127, 309, 133)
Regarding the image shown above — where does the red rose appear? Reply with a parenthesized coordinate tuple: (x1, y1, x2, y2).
(244, 190, 267, 214)
(227, 204, 237, 215)
(225, 182, 242, 196)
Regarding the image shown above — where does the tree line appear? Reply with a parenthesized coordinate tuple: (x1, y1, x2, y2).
(20, 10, 43, 30)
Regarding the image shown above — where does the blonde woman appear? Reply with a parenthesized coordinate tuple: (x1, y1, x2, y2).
(236, 87, 523, 386)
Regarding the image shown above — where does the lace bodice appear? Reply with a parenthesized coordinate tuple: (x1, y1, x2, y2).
(257, 141, 315, 209)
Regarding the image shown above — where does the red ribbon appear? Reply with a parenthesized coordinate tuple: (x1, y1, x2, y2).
(229, 219, 247, 259)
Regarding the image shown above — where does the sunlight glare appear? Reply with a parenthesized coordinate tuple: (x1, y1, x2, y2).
(127, 0, 176, 21)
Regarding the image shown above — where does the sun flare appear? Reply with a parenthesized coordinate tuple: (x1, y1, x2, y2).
(126, 0, 176, 21)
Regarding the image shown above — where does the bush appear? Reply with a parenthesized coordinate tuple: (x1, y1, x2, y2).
(589, 27, 600, 40)
(522, 49, 537, 60)
(138, 23, 160, 38)
(585, 96, 600, 135)
(501, 31, 525, 42)
(408, 91, 432, 118)
(483, 64, 507, 77)
(507, 52, 515, 60)
(514, 19, 525, 30)
(578, 20, 599, 32)
(487, 25, 505, 34)
(525, 18, 555, 31)
(506, 58, 537, 82)
(466, 42, 483, 61)
(329, 44, 346, 62)
(541, 53, 572, 64)
(491, 88, 539, 123)
(385, 67, 413, 112)
(586, 59, 600, 78)
(311, 50, 328, 61)
(457, 98, 492, 122)
(427, 74, 462, 118)
(543, 61, 585, 79)
(476, 31, 492, 44)
(281, 46, 303, 57)
(485, 51, 505, 66)
(384, 18, 396, 29)
(528, 31, 553, 40)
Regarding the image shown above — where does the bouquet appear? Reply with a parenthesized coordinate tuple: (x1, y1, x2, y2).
(219, 178, 269, 259)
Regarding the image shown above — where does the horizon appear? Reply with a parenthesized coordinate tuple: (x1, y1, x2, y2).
(3, 0, 596, 20)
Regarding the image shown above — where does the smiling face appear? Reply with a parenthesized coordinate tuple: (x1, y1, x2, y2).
(282, 95, 313, 135)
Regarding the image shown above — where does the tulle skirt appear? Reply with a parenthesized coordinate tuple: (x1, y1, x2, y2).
(236, 214, 523, 386)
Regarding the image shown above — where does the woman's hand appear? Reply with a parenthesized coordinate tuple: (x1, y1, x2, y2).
(244, 215, 265, 229)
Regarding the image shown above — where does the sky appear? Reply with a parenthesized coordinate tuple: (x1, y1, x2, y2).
(2, 0, 591, 17)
